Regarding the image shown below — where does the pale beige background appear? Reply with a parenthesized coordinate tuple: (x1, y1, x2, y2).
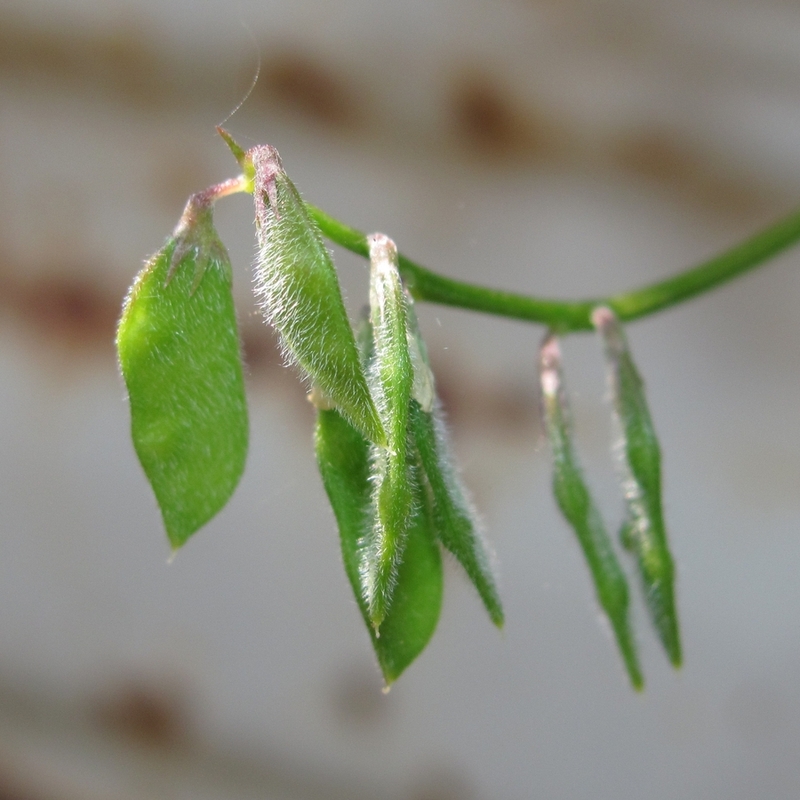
(1, 1, 800, 797)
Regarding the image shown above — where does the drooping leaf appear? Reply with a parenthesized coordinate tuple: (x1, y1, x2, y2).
(314, 408, 442, 685)
(405, 296, 503, 628)
(249, 144, 385, 447)
(592, 306, 681, 668)
(360, 234, 416, 627)
(117, 202, 248, 549)
(539, 334, 642, 689)
(409, 401, 504, 628)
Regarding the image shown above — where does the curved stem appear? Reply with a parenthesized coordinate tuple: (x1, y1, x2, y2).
(308, 204, 800, 333)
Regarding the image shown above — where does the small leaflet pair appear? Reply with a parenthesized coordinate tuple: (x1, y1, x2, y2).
(315, 234, 503, 683)
(539, 312, 681, 690)
(249, 144, 502, 682)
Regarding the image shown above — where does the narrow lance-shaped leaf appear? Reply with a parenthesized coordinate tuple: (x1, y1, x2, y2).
(592, 306, 682, 667)
(314, 407, 443, 685)
(249, 144, 385, 446)
(405, 293, 504, 628)
(117, 195, 248, 549)
(539, 334, 642, 689)
(361, 234, 416, 627)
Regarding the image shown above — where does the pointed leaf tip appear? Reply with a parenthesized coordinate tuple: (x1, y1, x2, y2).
(216, 126, 246, 168)
(215, 127, 256, 193)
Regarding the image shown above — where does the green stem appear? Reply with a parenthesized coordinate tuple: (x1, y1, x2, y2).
(308, 204, 800, 332)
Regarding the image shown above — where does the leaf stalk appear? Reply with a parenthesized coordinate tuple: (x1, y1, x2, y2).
(307, 204, 800, 332)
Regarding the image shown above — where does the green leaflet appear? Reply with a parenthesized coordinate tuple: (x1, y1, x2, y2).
(249, 145, 385, 447)
(369, 235, 413, 454)
(592, 307, 682, 668)
(409, 402, 504, 628)
(539, 335, 642, 689)
(405, 297, 504, 628)
(314, 408, 443, 685)
(361, 234, 416, 627)
(117, 202, 248, 549)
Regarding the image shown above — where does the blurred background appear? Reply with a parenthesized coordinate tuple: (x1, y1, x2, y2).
(2, 0, 800, 797)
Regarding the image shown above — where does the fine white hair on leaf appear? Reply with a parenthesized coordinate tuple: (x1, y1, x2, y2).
(404, 292, 436, 413)
(357, 231, 417, 626)
(358, 439, 419, 624)
(538, 330, 643, 688)
(409, 394, 503, 627)
(248, 144, 384, 446)
(592, 305, 681, 668)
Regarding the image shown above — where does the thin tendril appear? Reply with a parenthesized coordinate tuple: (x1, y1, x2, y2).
(217, 24, 261, 129)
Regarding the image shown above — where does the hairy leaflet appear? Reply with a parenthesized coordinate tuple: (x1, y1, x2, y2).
(592, 307, 681, 667)
(540, 334, 642, 687)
